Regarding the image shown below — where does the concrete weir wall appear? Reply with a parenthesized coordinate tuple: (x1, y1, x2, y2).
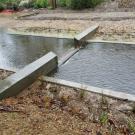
(0, 52, 58, 99)
(42, 77, 135, 102)
(74, 25, 99, 47)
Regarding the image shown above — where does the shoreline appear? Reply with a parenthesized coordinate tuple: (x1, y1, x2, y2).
(0, 69, 135, 134)
(0, 15, 135, 42)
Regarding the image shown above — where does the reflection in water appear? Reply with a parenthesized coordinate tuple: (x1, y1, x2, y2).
(54, 43, 135, 95)
(0, 28, 73, 70)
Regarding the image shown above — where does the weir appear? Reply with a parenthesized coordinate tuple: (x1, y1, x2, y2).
(1, 25, 135, 101)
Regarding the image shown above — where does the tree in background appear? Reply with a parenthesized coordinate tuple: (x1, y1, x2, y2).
(48, 0, 56, 9)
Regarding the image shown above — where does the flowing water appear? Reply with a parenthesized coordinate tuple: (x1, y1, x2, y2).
(1, 28, 135, 95)
(54, 43, 135, 95)
(0, 28, 74, 71)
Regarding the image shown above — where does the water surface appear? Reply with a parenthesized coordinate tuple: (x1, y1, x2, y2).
(0, 28, 73, 71)
(54, 43, 135, 95)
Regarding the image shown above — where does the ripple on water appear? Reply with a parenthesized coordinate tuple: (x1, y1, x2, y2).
(0, 28, 74, 71)
(54, 43, 135, 95)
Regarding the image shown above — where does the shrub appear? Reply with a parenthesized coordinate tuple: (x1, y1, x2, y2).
(0, 3, 5, 11)
(19, 0, 36, 8)
(34, 0, 48, 8)
(67, 0, 84, 9)
(90, 0, 103, 8)
(127, 118, 135, 133)
(58, 0, 104, 9)
(65, 0, 71, 8)
(0, 0, 19, 10)
(0, 0, 103, 10)
(6, 2, 19, 10)
(58, 0, 66, 7)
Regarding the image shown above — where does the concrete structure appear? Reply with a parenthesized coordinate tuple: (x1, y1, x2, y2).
(42, 76, 135, 102)
(8, 28, 74, 39)
(0, 52, 57, 99)
(87, 39, 135, 45)
(74, 25, 99, 47)
(59, 48, 79, 66)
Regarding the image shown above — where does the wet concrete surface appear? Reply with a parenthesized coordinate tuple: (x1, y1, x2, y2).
(0, 28, 73, 71)
(54, 43, 135, 95)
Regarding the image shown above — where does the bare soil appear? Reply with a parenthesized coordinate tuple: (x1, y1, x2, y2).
(1, 11, 135, 42)
(0, 70, 135, 134)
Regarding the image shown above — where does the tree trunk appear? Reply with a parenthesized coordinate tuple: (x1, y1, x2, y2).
(48, 0, 57, 9)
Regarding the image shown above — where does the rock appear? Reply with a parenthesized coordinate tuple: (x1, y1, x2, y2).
(117, 104, 132, 112)
(46, 83, 51, 90)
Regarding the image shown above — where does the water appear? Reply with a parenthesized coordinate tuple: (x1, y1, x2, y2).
(1, 28, 135, 95)
(0, 28, 74, 71)
(54, 43, 135, 95)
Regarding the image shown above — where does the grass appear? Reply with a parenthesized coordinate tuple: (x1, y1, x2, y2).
(100, 94, 109, 111)
(127, 118, 135, 133)
(78, 89, 85, 100)
(99, 111, 108, 125)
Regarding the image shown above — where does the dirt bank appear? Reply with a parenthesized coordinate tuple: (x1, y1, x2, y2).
(0, 75, 134, 134)
(1, 11, 135, 42)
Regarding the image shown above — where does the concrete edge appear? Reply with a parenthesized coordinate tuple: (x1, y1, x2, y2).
(41, 76, 135, 102)
(74, 25, 99, 47)
(87, 39, 135, 45)
(74, 25, 99, 41)
(7, 29, 74, 39)
(0, 52, 58, 99)
(58, 48, 79, 66)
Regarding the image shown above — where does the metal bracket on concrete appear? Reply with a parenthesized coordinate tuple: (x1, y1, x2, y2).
(0, 52, 58, 99)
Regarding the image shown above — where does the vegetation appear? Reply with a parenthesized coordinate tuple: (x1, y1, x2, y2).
(0, 0, 103, 11)
(99, 112, 108, 125)
(0, 0, 19, 11)
(127, 118, 135, 133)
(34, 0, 48, 8)
(79, 89, 85, 100)
(58, 0, 103, 9)
(0, 3, 4, 11)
